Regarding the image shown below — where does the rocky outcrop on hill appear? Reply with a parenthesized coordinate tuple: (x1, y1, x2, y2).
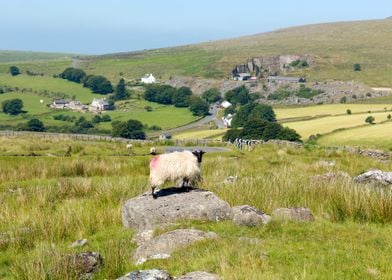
(133, 229, 218, 265)
(272, 208, 315, 222)
(122, 188, 233, 231)
(354, 170, 392, 186)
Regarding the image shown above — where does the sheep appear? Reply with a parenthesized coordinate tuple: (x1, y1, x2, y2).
(150, 147, 157, 155)
(126, 143, 133, 149)
(149, 149, 205, 199)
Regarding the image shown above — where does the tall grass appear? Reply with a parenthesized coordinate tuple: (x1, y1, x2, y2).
(1, 137, 392, 278)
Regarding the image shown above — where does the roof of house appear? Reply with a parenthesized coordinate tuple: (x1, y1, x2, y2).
(267, 76, 305, 82)
(142, 73, 154, 79)
(53, 99, 69, 104)
(91, 98, 109, 106)
(221, 100, 232, 108)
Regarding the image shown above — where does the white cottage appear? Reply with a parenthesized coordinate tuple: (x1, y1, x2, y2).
(141, 73, 156, 84)
(222, 113, 234, 128)
(220, 100, 232, 109)
(89, 98, 110, 111)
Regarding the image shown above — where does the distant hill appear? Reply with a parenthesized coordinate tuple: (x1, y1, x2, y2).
(0, 50, 75, 63)
(77, 19, 392, 86)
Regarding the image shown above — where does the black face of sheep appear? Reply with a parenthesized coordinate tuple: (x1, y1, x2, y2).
(192, 149, 205, 163)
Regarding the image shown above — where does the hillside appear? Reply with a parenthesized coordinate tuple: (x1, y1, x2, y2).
(75, 19, 392, 86)
(0, 50, 74, 63)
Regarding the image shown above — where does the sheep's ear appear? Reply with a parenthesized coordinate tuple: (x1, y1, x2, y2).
(192, 150, 198, 156)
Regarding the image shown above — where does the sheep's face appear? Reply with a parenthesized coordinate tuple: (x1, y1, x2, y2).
(192, 150, 206, 163)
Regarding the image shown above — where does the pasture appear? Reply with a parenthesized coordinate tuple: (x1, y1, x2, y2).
(318, 121, 392, 150)
(173, 128, 228, 140)
(1, 136, 392, 279)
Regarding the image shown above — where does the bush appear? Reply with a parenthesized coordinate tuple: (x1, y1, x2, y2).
(267, 87, 293, 100)
(365, 116, 375, 124)
(296, 86, 323, 99)
(346, 109, 352, 115)
(354, 63, 361, 71)
(144, 106, 153, 112)
(2, 99, 24, 115)
(9, 66, 20, 76)
(388, 114, 391, 120)
(111, 119, 146, 139)
(224, 86, 250, 105)
(101, 115, 111, 122)
(224, 106, 236, 116)
(26, 118, 45, 132)
(172, 87, 192, 107)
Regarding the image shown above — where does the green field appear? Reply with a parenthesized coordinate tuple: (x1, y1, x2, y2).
(318, 121, 392, 150)
(283, 111, 391, 139)
(74, 19, 392, 86)
(1, 137, 392, 278)
(174, 128, 228, 140)
(0, 74, 102, 103)
(0, 50, 74, 63)
(275, 104, 392, 120)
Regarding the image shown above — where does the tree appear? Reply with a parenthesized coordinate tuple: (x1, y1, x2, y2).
(365, 116, 375, 124)
(202, 88, 221, 103)
(2, 99, 24, 115)
(222, 128, 243, 142)
(111, 119, 146, 139)
(249, 104, 276, 122)
(26, 118, 45, 132)
(113, 78, 128, 100)
(388, 114, 392, 120)
(9, 66, 20, 76)
(224, 106, 236, 116)
(60, 67, 86, 83)
(241, 119, 269, 139)
(172, 87, 192, 107)
(91, 115, 102, 124)
(278, 127, 301, 142)
(188, 96, 209, 116)
(354, 63, 361, 71)
(224, 86, 250, 105)
(82, 75, 113, 94)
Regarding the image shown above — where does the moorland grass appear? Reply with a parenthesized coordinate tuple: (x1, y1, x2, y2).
(1, 136, 392, 278)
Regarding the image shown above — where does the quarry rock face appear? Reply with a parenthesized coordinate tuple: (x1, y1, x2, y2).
(354, 170, 392, 186)
(133, 229, 218, 265)
(122, 188, 233, 231)
(232, 205, 271, 226)
(272, 208, 315, 222)
(117, 269, 172, 280)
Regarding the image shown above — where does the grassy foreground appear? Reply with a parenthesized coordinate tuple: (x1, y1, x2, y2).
(1, 136, 392, 279)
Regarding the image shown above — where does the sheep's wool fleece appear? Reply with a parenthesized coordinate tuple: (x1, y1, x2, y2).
(149, 151, 200, 187)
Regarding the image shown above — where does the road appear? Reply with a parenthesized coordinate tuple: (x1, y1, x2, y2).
(148, 103, 226, 137)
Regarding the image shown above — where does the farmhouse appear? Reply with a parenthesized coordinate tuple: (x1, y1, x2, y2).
(159, 133, 172, 140)
(222, 113, 234, 128)
(68, 100, 86, 111)
(220, 100, 232, 109)
(51, 99, 69, 109)
(267, 76, 306, 84)
(89, 98, 110, 112)
(141, 73, 156, 84)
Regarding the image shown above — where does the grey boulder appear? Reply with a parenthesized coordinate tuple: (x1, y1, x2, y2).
(272, 207, 314, 222)
(176, 271, 220, 280)
(232, 205, 271, 226)
(66, 251, 103, 279)
(133, 229, 218, 265)
(122, 188, 233, 231)
(117, 269, 172, 280)
(354, 169, 392, 186)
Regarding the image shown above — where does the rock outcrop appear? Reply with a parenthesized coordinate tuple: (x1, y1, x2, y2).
(272, 208, 315, 222)
(133, 229, 218, 265)
(354, 170, 392, 186)
(122, 188, 233, 231)
(177, 271, 220, 280)
(232, 205, 271, 226)
(117, 269, 172, 280)
(66, 251, 103, 279)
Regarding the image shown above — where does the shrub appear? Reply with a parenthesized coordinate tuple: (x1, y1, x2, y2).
(2, 99, 24, 115)
(59, 67, 86, 83)
(9, 66, 20, 76)
(268, 87, 293, 100)
(189, 96, 209, 116)
(346, 109, 352, 115)
(111, 119, 145, 139)
(144, 106, 153, 112)
(26, 118, 45, 132)
(202, 88, 221, 103)
(388, 114, 392, 120)
(365, 116, 375, 124)
(354, 63, 361, 71)
(82, 75, 113, 94)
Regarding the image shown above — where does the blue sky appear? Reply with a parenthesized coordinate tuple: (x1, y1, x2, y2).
(1, 0, 391, 54)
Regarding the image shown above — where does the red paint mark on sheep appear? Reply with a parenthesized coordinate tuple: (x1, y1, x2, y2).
(150, 156, 160, 169)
